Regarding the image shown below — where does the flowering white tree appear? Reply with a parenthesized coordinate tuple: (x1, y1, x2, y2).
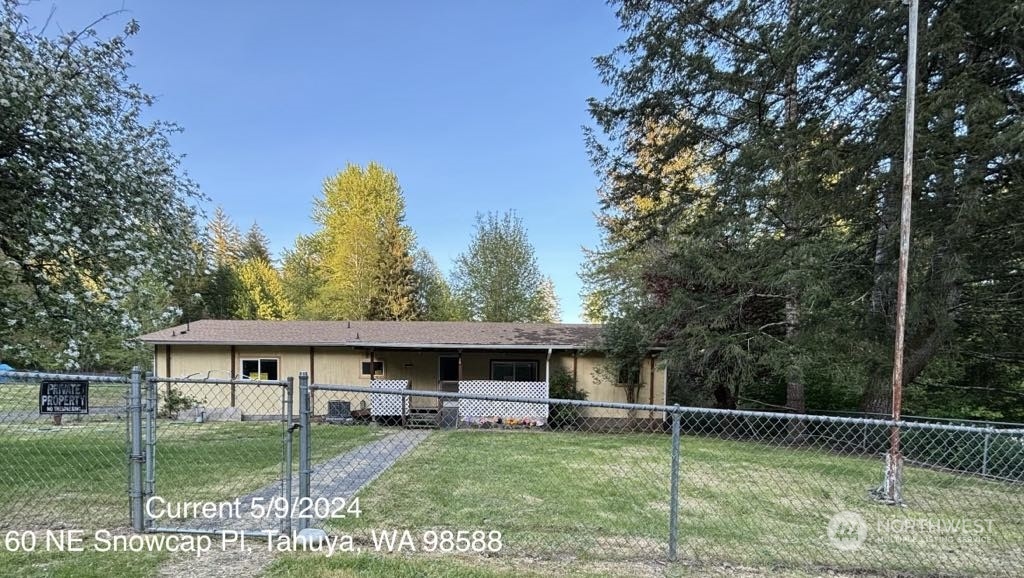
(0, 1, 201, 369)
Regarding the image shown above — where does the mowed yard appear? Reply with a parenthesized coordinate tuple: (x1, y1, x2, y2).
(0, 417, 376, 577)
(0, 404, 1020, 577)
(310, 428, 1023, 577)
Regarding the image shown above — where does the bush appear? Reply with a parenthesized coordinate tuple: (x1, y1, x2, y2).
(158, 387, 204, 419)
(549, 369, 587, 429)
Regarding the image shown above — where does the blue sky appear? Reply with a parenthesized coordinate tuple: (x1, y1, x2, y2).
(23, 1, 623, 323)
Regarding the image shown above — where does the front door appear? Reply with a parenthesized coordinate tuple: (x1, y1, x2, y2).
(439, 355, 459, 384)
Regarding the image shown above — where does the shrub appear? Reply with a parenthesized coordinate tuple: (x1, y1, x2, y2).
(158, 387, 204, 419)
(549, 368, 587, 429)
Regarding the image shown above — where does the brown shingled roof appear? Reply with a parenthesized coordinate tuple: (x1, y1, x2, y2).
(138, 320, 604, 350)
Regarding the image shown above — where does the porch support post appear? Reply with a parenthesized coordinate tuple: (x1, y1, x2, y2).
(458, 350, 463, 381)
(663, 358, 670, 406)
(545, 348, 552, 385)
(572, 350, 578, 390)
(649, 353, 656, 406)
(369, 349, 375, 382)
(230, 345, 236, 407)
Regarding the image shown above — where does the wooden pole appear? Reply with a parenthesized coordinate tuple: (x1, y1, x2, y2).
(886, 0, 919, 505)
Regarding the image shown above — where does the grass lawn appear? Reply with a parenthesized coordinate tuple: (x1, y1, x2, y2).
(322, 430, 1022, 577)
(0, 420, 376, 576)
(0, 546, 168, 578)
(0, 381, 128, 413)
(1, 420, 1019, 577)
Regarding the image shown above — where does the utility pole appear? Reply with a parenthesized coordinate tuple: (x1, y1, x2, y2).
(884, 0, 919, 505)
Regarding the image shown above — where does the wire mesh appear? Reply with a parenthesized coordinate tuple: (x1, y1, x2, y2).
(0, 368, 1021, 576)
(143, 376, 293, 536)
(0, 370, 130, 532)
(304, 383, 1023, 575)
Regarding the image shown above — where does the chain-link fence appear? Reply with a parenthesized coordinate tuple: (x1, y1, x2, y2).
(142, 375, 294, 536)
(300, 376, 1023, 576)
(1, 367, 1022, 575)
(0, 370, 130, 532)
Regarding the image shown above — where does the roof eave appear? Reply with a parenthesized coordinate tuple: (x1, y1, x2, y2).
(139, 340, 613, 351)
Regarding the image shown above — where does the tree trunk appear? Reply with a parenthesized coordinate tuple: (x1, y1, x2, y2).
(782, 0, 805, 443)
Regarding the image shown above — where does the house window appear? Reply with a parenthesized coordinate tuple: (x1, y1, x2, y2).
(361, 360, 384, 377)
(241, 358, 278, 380)
(490, 360, 538, 382)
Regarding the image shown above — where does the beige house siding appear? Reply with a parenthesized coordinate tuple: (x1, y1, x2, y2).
(152, 345, 667, 421)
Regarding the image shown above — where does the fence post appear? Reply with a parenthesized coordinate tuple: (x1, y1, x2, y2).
(128, 366, 145, 532)
(298, 372, 311, 532)
(982, 429, 991, 476)
(669, 404, 681, 561)
(144, 373, 156, 529)
(283, 377, 295, 535)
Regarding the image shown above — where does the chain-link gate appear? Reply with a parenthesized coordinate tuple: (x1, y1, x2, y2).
(141, 375, 295, 538)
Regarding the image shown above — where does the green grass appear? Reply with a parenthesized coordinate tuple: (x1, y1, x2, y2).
(0, 420, 376, 576)
(0, 382, 128, 413)
(151, 422, 376, 506)
(0, 546, 168, 578)
(322, 430, 1022, 577)
(264, 553, 555, 578)
(2, 421, 1020, 577)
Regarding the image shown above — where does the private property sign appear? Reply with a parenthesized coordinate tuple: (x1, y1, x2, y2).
(39, 380, 89, 414)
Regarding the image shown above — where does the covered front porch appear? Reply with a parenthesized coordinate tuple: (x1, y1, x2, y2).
(356, 347, 569, 429)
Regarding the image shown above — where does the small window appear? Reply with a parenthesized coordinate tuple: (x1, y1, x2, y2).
(361, 360, 384, 377)
(241, 358, 279, 380)
(490, 360, 538, 382)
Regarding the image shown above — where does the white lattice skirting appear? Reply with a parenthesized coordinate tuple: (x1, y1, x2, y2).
(369, 380, 409, 416)
(458, 380, 549, 426)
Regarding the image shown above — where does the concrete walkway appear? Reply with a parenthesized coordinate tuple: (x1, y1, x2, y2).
(161, 429, 431, 534)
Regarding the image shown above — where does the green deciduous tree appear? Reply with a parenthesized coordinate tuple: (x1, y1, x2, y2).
(0, 2, 201, 369)
(452, 211, 556, 323)
(412, 249, 464, 321)
(234, 258, 293, 320)
(289, 162, 418, 320)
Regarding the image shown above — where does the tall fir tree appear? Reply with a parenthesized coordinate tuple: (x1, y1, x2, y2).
(240, 223, 272, 263)
(587, 0, 1024, 420)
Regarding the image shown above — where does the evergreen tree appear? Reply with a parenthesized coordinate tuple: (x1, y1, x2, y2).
(201, 207, 243, 319)
(367, 220, 419, 320)
(240, 223, 272, 263)
(281, 233, 326, 320)
(413, 250, 465, 321)
(587, 0, 1024, 420)
(206, 206, 242, 268)
(535, 276, 562, 323)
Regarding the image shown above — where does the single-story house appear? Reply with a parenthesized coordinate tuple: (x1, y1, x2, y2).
(138, 319, 667, 425)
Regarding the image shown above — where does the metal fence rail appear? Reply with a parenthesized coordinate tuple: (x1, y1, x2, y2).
(303, 376, 1023, 576)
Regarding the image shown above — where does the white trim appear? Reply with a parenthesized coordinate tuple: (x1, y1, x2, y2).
(239, 356, 280, 381)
